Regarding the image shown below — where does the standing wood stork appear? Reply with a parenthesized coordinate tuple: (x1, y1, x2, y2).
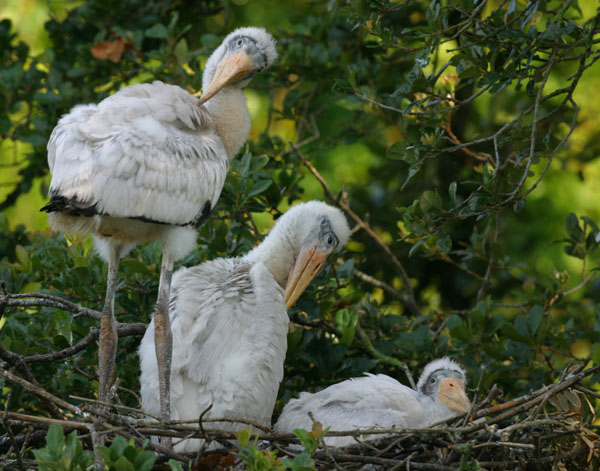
(274, 357, 470, 447)
(41, 27, 277, 429)
(138, 201, 351, 452)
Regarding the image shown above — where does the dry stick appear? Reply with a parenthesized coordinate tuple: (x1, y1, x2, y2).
(353, 268, 405, 302)
(0, 368, 84, 416)
(291, 144, 422, 317)
(465, 364, 600, 433)
(574, 384, 600, 400)
(5, 292, 147, 333)
(6, 291, 101, 320)
(1, 289, 146, 367)
(2, 397, 24, 471)
(477, 446, 588, 470)
(313, 450, 457, 471)
(20, 323, 145, 365)
(474, 383, 502, 412)
(5, 412, 89, 431)
(0, 322, 145, 370)
(0, 343, 63, 420)
(69, 395, 158, 419)
(441, 120, 494, 166)
(0, 286, 63, 420)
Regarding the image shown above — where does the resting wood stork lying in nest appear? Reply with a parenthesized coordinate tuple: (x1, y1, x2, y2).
(275, 357, 471, 447)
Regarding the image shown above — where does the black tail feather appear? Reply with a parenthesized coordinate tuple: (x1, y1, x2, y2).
(40, 195, 99, 217)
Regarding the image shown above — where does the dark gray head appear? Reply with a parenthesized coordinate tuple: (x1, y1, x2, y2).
(416, 358, 470, 413)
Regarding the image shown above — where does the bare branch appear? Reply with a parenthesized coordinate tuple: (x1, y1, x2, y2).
(291, 145, 422, 317)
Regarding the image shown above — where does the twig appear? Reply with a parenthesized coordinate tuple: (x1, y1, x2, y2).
(353, 268, 405, 302)
(3, 396, 24, 471)
(292, 144, 422, 317)
(6, 291, 102, 320)
(0, 369, 84, 416)
(5, 411, 90, 431)
(0, 344, 63, 419)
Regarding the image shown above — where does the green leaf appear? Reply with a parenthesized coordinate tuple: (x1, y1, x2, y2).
(97, 446, 111, 464)
(15, 244, 31, 271)
(251, 155, 270, 172)
(420, 190, 443, 211)
(247, 179, 273, 197)
(336, 258, 354, 278)
(448, 181, 457, 206)
(114, 455, 135, 471)
(46, 423, 64, 455)
(33, 92, 62, 105)
(426, 0, 440, 22)
(592, 344, 600, 364)
(387, 141, 407, 160)
(169, 460, 185, 471)
(408, 237, 427, 257)
(133, 450, 156, 471)
(0, 115, 10, 134)
(174, 38, 188, 65)
(240, 153, 252, 177)
(347, 64, 358, 88)
(145, 23, 168, 38)
(110, 436, 128, 461)
(527, 305, 544, 336)
(436, 234, 451, 254)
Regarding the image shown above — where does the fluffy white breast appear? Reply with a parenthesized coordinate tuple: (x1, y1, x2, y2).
(139, 256, 289, 452)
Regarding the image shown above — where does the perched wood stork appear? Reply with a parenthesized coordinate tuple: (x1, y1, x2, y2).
(139, 201, 351, 452)
(41, 27, 277, 429)
(274, 357, 470, 447)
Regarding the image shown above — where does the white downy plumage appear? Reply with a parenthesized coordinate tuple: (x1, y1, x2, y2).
(42, 27, 277, 429)
(139, 201, 350, 453)
(274, 358, 471, 447)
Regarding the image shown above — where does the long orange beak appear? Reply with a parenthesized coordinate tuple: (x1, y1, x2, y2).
(438, 378, 471, 413)
(198, 52, 255, 105)
(284, 244, 329, 309)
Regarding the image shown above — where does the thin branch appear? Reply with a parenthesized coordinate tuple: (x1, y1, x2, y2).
(291, 145, 422, 317)
(353, 268, 405, 302)
(0, 369, 84, 416)
(2, 396, 24, 471)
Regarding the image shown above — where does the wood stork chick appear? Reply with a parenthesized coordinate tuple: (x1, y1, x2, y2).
(41, 27, 277, 429)
(274, 357, 470, 447)
(139, 201, 350, 452)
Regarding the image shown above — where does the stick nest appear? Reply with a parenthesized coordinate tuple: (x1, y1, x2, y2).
(2, 362, 599, 470)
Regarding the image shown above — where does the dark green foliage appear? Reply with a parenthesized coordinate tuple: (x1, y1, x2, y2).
(31, 423, 93, 471)
(96, 436, 155, 471)
(236, 426, 320, 471)
(1, 0, 600, 468)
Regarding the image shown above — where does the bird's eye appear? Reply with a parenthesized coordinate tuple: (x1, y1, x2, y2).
(326, 233, 336, 247)
(236, 38, 244, 47)
(430, 377, 436, 384)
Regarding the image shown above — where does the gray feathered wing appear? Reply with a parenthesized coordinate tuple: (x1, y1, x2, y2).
(44, 81, 227, 227)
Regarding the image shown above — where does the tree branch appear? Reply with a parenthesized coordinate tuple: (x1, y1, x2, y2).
(291, 145, 422, 317)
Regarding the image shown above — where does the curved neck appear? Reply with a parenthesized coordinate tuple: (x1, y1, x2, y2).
(204, 87, 251, 159)
(245, 222, 300, 288)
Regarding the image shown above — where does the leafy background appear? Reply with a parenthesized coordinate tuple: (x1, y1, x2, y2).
(1, 0, 600, 464)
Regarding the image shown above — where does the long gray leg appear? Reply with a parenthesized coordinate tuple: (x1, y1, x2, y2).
(98, 243, 121, 403)
(154, 250, 175, 447)
(94, 242, 122, 464)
